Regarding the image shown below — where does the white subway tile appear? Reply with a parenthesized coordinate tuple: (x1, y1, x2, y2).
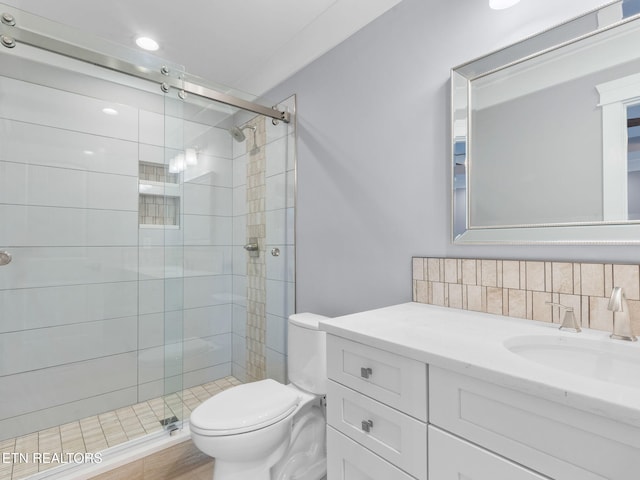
(0, 162, 137, 211)
(0, 119, 138, 176)
(232, 246, 248, 277)
(184, 246, 232, 277)
(233, 155, 248, 187)
(183, 333, 232, 373)
(0, 387, 137, 442)
(184, 305, 233, 339)
(232, 333, 246, 368)
(266, 208, 295, 246)
(139, 313, 165, 349)
(232, 275, 247, 307)
(232, 305, 247, 336)
(232, 186, 247, 216)
(183, 215, 232, 246)
(139, 278, 183, 315)
(187, 125, 232, 159)
(0, 205, 137, 247)
(183, 183, 232, 216)
(0, 281, 137, 334)
(184, 275, 233, 309)
(183, 155, 232, 187)
(266, 245, 295, 283)
(183, 364, 231, 390)
(265, 133, 296, 176)
(0, 246, 138, 290)
(138, 246, 184, 280)
(139, 110, 165, 147)
(266, 349, 287, 384)
(0, 353, 137, 419)
(0, 76, 138, 141)
(0, 317, 138, 376)
(266, 280, 295, 318)
(266, 314, 287, 354)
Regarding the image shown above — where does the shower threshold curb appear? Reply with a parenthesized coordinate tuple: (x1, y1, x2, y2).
(24, 423, 192, 480)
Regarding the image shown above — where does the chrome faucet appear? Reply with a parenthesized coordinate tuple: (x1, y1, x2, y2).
(607, 287, 638, 342)
(546, 302, 581, 333)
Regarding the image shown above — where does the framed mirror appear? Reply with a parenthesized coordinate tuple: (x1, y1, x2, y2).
(452, 0, 640, 244)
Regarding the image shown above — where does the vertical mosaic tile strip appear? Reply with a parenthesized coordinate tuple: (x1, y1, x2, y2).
(139, 194, 179, 226)
(412, 257, 640, 334)
(246, 118, 267, 382)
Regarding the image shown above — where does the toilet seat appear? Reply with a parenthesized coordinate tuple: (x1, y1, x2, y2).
(190, 379, 301, 436)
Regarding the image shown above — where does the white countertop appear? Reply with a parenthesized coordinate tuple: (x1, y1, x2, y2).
(319, 302, 640, 427)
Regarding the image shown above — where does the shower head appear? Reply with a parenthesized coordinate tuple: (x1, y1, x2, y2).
(228, 124, 256, 143)
(229, 126, 246, 142)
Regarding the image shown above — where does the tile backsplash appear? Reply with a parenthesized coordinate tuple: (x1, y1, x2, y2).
(412, 257, 640, 334)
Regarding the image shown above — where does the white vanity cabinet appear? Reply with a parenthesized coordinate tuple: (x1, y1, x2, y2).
(429, 366, 640, 480)
(326, 335, 428, 480)
(321, 303, 640, 480)
(428, 427, 547, 480)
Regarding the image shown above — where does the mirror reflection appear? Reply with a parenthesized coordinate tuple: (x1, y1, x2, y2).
(453, 0, 640, 243)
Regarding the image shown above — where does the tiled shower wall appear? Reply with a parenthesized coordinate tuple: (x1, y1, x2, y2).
(231, 96, 296, 384)
(246, 117, 268, 382)
(0, 56, 233, 440)
(412, 257, 640, 333)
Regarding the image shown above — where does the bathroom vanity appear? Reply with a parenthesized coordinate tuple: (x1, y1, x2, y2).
(319, 302, 640, 480)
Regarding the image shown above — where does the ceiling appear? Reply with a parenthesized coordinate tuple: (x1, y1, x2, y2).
(2, 0, 403, 97)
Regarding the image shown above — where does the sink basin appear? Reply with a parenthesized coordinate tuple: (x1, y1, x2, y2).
(504, 335, 640, 388)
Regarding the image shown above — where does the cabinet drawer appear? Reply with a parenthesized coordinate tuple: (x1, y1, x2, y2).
(429, 426, 547, 480)
(327, 380, 427, 480)
(327, 335, 427, 421)
(429, 366, 640, 480)
(327, 426, 416, 480)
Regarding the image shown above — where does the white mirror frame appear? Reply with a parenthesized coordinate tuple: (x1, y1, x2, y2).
(452, 1, 640, 245)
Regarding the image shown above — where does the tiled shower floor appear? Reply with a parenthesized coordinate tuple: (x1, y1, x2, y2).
(0, 376, 241, 480)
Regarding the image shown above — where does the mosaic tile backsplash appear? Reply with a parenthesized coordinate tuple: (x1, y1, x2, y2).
(412, 257, 640, 334)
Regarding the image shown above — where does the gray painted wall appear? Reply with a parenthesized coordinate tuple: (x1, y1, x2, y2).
(266, 0, 640, 318)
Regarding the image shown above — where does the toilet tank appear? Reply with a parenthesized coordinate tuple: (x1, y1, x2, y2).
(287, 313, 328, 395)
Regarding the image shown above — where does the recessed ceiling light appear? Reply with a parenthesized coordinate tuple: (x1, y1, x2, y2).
(102, 107, 118, 116)
(135, 36, 159, 51)
(490, 0, 520, 9)
(83, 150, 95, 156)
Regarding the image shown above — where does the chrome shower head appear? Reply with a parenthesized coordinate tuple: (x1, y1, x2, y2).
(228, 124, 256, 143)
(228, 126, 246, 142)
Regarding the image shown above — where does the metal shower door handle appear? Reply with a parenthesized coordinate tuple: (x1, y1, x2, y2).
(0, 251, 12, 266)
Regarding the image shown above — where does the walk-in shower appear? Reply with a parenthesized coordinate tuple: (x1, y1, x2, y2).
(0, 4, 295, 479)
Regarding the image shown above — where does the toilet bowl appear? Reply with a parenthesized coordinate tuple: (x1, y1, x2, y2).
(190, 313, 328, 480)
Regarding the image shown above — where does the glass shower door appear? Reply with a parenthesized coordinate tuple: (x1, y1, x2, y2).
(0, 36, 185, 446)
(228, 96, 297, 385)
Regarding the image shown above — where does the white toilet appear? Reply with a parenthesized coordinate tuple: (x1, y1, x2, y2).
(190, 313, 328, 480)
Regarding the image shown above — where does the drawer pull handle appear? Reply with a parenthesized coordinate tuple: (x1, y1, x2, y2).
(360, 367, 373, 379)
(361, 420, 374, 433)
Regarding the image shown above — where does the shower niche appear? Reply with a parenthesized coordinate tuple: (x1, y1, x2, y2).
(139, 161, 181, 228)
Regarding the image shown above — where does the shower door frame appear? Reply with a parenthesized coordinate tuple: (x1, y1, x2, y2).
(0, 7, 290, 124)
(0, 0, 294, 440)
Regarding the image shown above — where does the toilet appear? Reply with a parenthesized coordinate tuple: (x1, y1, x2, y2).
(190, 313, 328, 480)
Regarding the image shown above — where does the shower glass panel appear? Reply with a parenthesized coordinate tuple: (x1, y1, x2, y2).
(0, 34, 186, 441)
(227, 99, 297, 384)
(0, 4, 296, 477)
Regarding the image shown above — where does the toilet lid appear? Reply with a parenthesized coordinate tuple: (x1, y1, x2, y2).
(190, 379, 301, 435)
